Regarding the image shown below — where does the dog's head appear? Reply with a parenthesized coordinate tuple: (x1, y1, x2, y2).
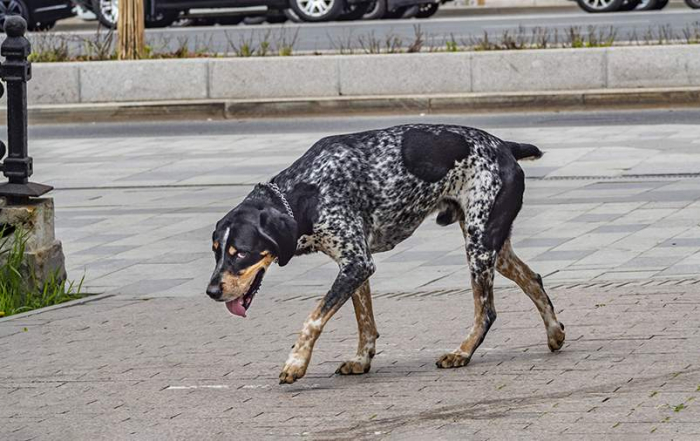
(206, 202, 297, 317)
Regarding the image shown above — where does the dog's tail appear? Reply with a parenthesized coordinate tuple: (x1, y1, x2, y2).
(505, 141, 544, 161)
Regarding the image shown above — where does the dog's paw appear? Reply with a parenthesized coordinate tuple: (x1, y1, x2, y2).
(548, 322, 566, 352)
(436, 352, 470, 369)
(336, 359, 371, 375)
(279, 364, 306, 384)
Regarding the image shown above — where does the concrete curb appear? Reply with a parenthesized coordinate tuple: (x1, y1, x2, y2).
(14, 45, 700, 108)
(14, 87, 700, 123)
(0, 293, 113, 323)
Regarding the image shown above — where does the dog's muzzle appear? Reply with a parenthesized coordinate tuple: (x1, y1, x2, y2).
(222, 269, 265, 318)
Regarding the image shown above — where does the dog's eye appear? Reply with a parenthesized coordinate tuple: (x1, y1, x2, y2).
(236, 251, 247, 259)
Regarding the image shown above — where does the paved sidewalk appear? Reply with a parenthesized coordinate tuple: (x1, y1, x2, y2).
(3, 118, 700, 439)
(30, 122, 700, 297)
(1, 281, 699, 439)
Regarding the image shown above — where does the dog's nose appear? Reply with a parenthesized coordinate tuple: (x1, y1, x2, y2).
(206, 284, 222, 300)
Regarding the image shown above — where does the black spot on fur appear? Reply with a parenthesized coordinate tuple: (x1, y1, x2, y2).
(401, 129, 471, 183)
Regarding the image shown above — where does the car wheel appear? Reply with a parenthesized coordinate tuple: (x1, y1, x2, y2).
(284, 8, 304, 22)
(92, 0, 117, 28)
(0, 0, 31, 32)
(575, 0, 625, 12)
(289, 0, 344, 21)
(685, 0, 700, 8)
(338, 2, 371, 20)
(618, 0, 641, 10)
(362, 0, 386, 19)
(652, 0, 669, 8)
(634, 0, 654, 9)
(416, 2, 439, 18)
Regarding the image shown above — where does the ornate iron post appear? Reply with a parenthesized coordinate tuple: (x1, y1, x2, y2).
(0, 15, 52, 205)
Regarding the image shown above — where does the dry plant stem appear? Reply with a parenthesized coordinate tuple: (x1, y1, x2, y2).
(118, 0, 145, 60)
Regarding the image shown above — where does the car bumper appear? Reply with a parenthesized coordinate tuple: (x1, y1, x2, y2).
(32, 1, 76, 24)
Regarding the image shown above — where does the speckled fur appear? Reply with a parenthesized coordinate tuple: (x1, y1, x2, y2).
(216, 124, 563, 384)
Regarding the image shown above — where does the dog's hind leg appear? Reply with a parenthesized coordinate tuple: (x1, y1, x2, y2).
(497, 239, 565, 351)
(436, 228, 498, 369)
(436, 179, 503, 369)
(437, 157, 529, 369)
(336, 280, 379, 375)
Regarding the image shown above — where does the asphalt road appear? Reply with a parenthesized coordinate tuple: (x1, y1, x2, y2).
(45, 7, 700, 54)
(19, 107, 700, 139)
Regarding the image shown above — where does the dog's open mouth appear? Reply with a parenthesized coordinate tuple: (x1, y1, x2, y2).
(225, 269, 265, 318)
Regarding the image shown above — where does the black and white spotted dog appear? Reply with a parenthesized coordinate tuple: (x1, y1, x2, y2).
(206, 124, 566, 384)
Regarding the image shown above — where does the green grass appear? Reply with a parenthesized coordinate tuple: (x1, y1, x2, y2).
(0, 227, 83, 318)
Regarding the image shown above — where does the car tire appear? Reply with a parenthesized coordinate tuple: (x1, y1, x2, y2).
(92, 0, 116, 28)
(652, 0, 669, 8)
(416, 2, 439, 18)
(289, 0, 344, 21)
(634, 0, 655, 9)
(618, 0, 641, 10)
(338, 2, 371, 20)
(284, 8, 304, 22)
(685, 0, 700, 8)
(0, 0, 32, 32)
(362, 0, 386, 19)
(575, 0, 625, 12)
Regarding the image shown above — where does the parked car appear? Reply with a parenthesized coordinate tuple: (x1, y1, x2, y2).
(74, 0, 182, 28)
(83, 0, 445, 27)
(0, 0, 74, 31)
(361, 0, 442, 19)
(572, 0, 695, 12)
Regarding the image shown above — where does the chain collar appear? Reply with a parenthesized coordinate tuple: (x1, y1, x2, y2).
(262, 182, 295, 220)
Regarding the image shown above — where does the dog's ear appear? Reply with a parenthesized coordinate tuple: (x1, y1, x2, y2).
(258, 208, 298, 267)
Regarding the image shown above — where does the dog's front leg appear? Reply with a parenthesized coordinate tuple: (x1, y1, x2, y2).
(279, 259, 375, 384)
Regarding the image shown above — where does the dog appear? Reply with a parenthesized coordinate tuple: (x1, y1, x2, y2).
(206, 124, 566, 384)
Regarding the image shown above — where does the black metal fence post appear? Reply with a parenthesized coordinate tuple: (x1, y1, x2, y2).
(0, 15, 52, 205)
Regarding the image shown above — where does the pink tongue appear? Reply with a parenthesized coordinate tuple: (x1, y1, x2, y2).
(225, 298, 247, 318)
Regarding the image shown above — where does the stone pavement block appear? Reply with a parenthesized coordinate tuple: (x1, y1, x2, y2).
(532, 250, 594, 262)
(209, 57, 338, 99)
(339, 53, 471, 96)
(472, 49, 606, 92)
(80, 60, 208, 103)
(27, 63, 80, 105)
(607, 45, 700, 89)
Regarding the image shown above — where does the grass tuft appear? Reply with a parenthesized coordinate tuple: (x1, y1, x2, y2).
(0, 227, 83, 318)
